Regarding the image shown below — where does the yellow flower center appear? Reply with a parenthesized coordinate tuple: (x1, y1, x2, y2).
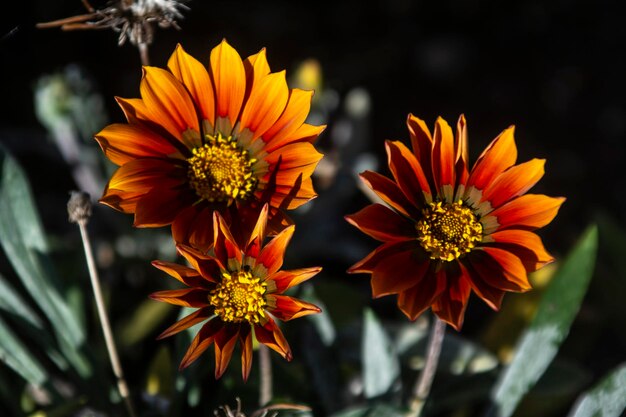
(187, 133, 258, 203)
(416, 200, 483, 262)
(208, 269, 267, 324)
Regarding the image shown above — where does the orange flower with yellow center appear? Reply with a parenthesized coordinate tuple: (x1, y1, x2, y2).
(96, 40, 325, 249)
(151, 205, 321, 380)
(346, 115, 565, 330)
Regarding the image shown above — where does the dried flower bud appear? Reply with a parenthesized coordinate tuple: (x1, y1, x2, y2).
(68, 191, 92, 224)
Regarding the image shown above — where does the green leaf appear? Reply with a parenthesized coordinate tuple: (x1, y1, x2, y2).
(487, 225, 598, 417)
(0, 273, 43, 329)
(0, 148, 89, 377)
(117, 299, 171, 347)
(0, 317, 47, 385)
(568, 363, 626, 417)
(329, 404, 405, 417)
(362, 308, 400, 398)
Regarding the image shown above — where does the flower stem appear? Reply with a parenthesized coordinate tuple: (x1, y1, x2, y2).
(259, 345, 273, 406)
(407, 316, 446, 417)
(68, 192, 137, 417)
(138, 42, 150, 66)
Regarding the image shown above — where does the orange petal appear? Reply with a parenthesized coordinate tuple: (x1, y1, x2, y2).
(213, 212, 243, 267)
(370, 248, 430, 298)
(257, 225, 294, 275)
(176, 244, 222, 282)
(151, 260, 207, 288)
(264, 177, 318, 211)
(157, 307, 212, 339)
(115, 97, 152, 125)
(469, 247, 531, 292)
(167, 44, 215, 126)
(431, 117, 456, 200)
(267, 295, 321, 321)
(455, 114, 469, 184)
(254, 318, 292, 361)
(140, 66, 199, 143)
(487, 229, 554, 272)
(150, 288, 209, 307)
(95, 123, 182, 166)
(467, 126, 517, 191)
(172, 205, 216, 252)
(481, 159, 545, 209)
(240, 71, 289, 140)
(134, 186, 196, 227)
(487, 194, 565, 231)
(386, 140, 432, 206)
(239, 325, 253, 382)
(432, 263, 471, 331)
(347, 240, 417, 274)
(244, 48, 271, 93)
(463, 261, 505, 310)
(214, 324, 240, 379)
(179, 317, 222, 369)
(270, 267, 322, 293)
(263, 142, 324, 174)
(359, 170, 417, 218)
(271, 122, 326, 149)
(264, 89, 314, 152)
(397, 268, 446, 321)
(345, 204, 415, 242)
(407, 114, 433, 167)
(210, 39, 246, 129)
(244, 204, 269, 259)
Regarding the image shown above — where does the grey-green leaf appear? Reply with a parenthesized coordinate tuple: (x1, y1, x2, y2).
(567, 363, 626, 417)
(487, 225, 598, 417)
(0, 317, 47, 386)
(362, 308, 400, 398)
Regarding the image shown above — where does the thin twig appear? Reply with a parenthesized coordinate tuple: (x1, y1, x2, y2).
(259, 345, 273, 406)
(68, 192, 137, 417)
(407, 316, 446, 417)
(138, 42, 150, 66)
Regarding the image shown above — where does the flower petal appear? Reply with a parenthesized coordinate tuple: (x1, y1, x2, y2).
(345, 204, 416, 242)
(370, 247, 430, 298)
(432, 263, 471, 331)
(179, 317, 223, 369)
(172, 205, 216, 252)
(95, 124, 182, 166)
(270, 267, 322, 293)
(244, 204, 269, 259)
(157, 307, 212, 339)
(150, 288, 209, 307)
(213, 212, 243, 268)
(347, 240, 417, 274)
(481, 159, 545, 209)
(254, 317, 292, 360)
(140, 66, 199, 143)
(239, 71, 289, 140)
(176, 244, 223, 282)
(214, 323, 240, 379)
(407, 113, 433, 170)
(487, 229, 554, 272)
(485, 194, 566, 232)
(256, 225, 294, 276)
(455, 114, 469, 184)
(467, 126, 517, 191)
(210, 40, 246, 131)
(167, 44, 215, 126)
(151, 260, 208, 288)
(244, 48, 271, 93)
(469, 247, 531, 292)
(264, 89, 314, 152)
(358, 170, 416, 218)
(397, 267, 447, 321)
(134, 186, 196, 227)
(267, 295, 321, 321)
(239, 325, 253, 382)
(431, 117, 456, 201)
(386, 140, 432, 206)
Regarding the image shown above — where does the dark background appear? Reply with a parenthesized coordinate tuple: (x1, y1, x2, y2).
(1, 1, 625, 416)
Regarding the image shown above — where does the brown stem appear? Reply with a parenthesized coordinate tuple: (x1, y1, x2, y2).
(259, 345, 273, 406)
(138, 42, 150, 66)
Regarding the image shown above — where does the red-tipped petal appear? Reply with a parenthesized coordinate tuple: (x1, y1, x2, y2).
(432, 263, 471, 331)
(267, 295, 321, 321)
(270, 267, 322, 293)
(134, 186, 196, 227)
(239, 325, 253, 382)
(455, 114, 469, 184)
(359, 170, 417, 218)
(157, 307, 212, 339)
(150, 288, 209, 307)
(481, 159, 545, 209)
(345, 204, 416, 242)
(254, 317, 292, 361)
(257, 225, 294, 276)
(487, 194, 565, 232)
(151, 260, 207, 288)
(347, 240, 417, 274)
(245, 204, 269, 258)
(407, 114, 433, 169)
(469, 247, 531, 292)
(179, 318, 222, 369)
(370, 248, 430, 298)
(176, 244, 222, 282)
(213, 212, 243, 267)
(467, 126, 517, 191)
(488, 229, 554, 272)
(431, 117, 456, 200)
(386, 140, 432, 206)
(214, 324, 240, 379)
(397, 267, 447, 321)
(172, 205, 216, 252)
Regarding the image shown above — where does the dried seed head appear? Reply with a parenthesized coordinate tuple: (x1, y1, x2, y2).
(68, 191, 92, 224)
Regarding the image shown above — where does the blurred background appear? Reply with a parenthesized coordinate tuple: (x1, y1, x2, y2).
(0, 1, 625, 416)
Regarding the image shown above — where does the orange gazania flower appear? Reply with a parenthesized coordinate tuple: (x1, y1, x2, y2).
(96, 40, 325, 249)
(346, 115, 564, 330)
(151, 205, 321, 380)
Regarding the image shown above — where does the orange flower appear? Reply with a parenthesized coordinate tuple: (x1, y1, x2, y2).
(346, 115, 564, 330)
(96, 40, 325, 249)
(151, 204, 321, 380)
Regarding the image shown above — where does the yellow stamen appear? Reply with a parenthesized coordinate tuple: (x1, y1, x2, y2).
(187, 133, 257, 203)
(209, 269, 267, 324)
(416, 200, 482, 261)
